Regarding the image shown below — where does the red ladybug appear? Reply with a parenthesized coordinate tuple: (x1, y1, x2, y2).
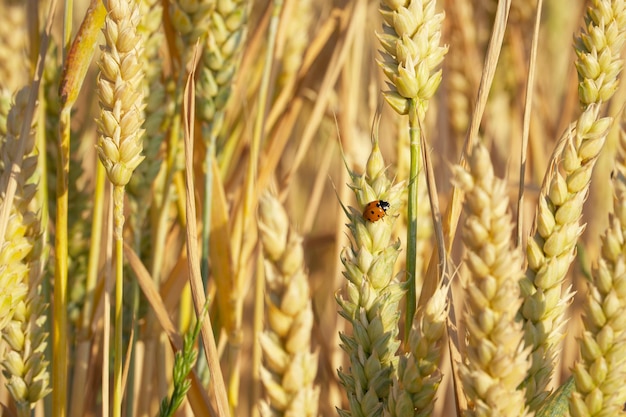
(363, 200, 390, 222)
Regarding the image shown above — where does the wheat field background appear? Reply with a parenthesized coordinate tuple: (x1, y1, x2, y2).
(1, 0, 625, 416)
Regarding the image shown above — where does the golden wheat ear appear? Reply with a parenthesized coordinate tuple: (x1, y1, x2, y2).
(0, 87, 51, 413)
(454, 142, 531, 417)
(258, 192, 320, 416)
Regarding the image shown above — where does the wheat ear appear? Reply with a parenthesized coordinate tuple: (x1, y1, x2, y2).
(336, 141, 404, 417)
(258, 192, 320, 417)
(96, 1, 145, 415)
(575, 0, 626, 108)
(455, 142, 531, 416)
(521, 104, 611, 409)
(568, 93, 626, 417)
(0, 87, 51, 416)
(197, 0, 250, 135)
(569, 179, 626, 417)
(521, 0, 626, 408)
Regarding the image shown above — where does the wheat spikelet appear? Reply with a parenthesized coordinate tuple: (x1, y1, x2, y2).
(454, 143, 531, 417)
(258, 193, 320, 417)
(336, 141, 404, 417)
(0, 87, 51, 413)
(377, 0, 448, 116)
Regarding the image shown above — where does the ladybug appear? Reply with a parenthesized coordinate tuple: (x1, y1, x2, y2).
(363, 200, 390, 222)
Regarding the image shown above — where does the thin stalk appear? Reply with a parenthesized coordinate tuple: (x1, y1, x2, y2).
(405, 99, 420, 342)
(62, 0, 72, 57)
(229, 0, 284, 412)
(53, 106, 70, 417)
(113, 185, 125, 417)
(150, 113, 181, 282)
(250, 246, 264, 417)
(125, 240, 141, 417)
(82, 160, 106, 331)
(69, 160, 106, 417)
(197, 122, 218, 381)
(516, 0, 543, 246)
(54, 2, 72, 412)
(201, 118, 221, 284)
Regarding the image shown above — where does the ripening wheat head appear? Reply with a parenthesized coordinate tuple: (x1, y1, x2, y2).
(0, 87, 51, 412)
(454, 142, 531, 417)
(336, 141, 404, 417)
(258, 192, 320, 417)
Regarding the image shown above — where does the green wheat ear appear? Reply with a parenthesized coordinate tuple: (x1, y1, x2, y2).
(336, 140, 404, 417)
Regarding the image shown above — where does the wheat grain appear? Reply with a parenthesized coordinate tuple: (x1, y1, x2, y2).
(521, 1, 626, 408)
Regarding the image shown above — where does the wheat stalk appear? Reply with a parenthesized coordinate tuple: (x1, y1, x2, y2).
(258, 192, 320, 417)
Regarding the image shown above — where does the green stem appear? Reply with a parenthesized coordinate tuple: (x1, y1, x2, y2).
(405, 99, 420, 342)
(113, 185, 125, 417)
